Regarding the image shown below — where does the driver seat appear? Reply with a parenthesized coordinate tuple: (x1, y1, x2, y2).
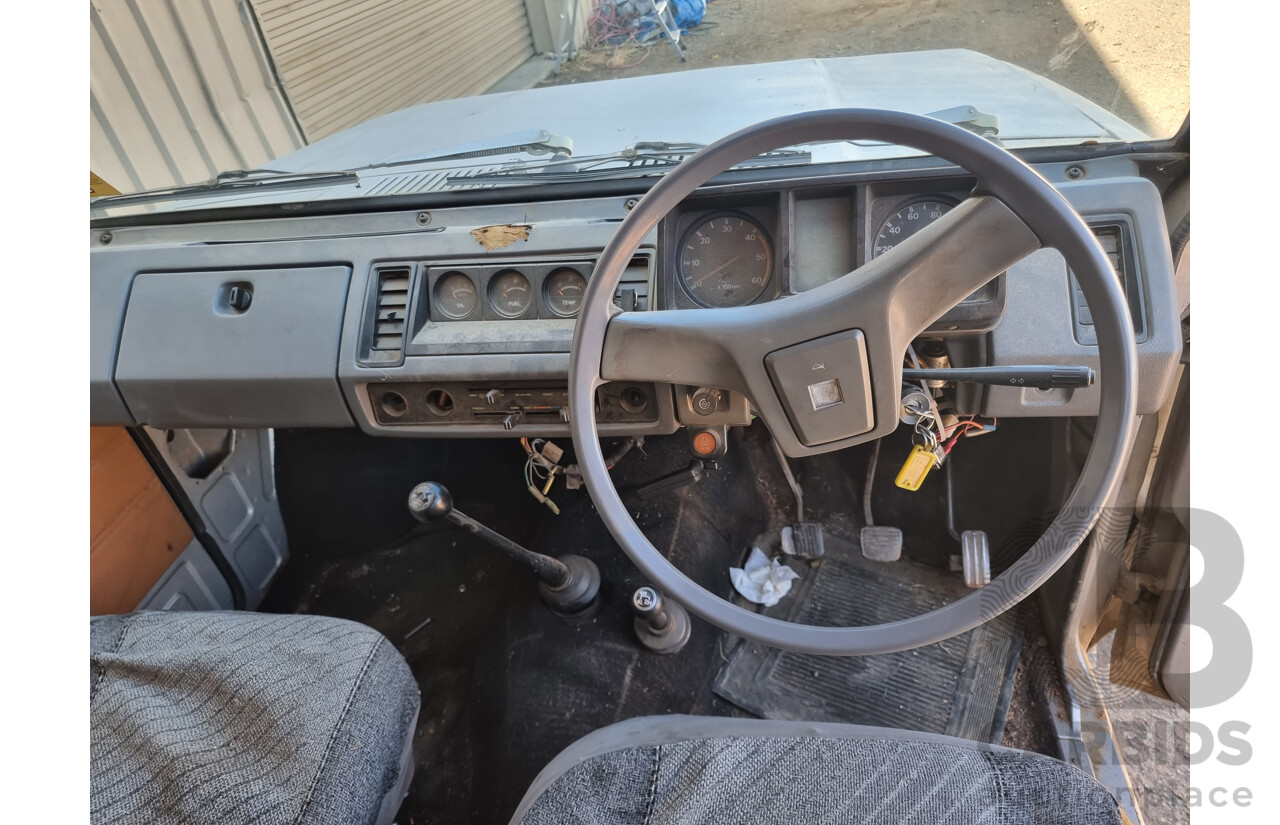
(513, 716, 1125, 825)
(90, 612, 1122, 825)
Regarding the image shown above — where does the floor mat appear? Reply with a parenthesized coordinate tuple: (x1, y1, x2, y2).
(713, 538, 1023, 743)
(267, 425, 1046, 820)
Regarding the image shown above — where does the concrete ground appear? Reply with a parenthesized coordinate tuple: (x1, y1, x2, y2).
(541, 0, 1189, 138)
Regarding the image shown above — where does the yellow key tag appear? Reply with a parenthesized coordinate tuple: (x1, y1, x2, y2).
(895, 444, 938, 491)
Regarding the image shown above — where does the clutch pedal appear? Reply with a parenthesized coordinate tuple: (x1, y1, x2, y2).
(781, 523, 826, 559)
(771, 437, 825, 560)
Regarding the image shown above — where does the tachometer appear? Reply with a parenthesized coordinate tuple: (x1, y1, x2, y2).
(871, 199, 955, 259)
(677, 213, 773, 308)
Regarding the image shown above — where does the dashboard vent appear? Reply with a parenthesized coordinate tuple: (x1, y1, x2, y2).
(369, 266, 412, 362)
(612, 257, 652, 312)
(1092, 225, 1124, 277)
(1071, 222, 1146, 345)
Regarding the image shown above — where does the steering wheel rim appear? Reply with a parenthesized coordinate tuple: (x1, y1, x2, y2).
(569, 109, 1138, 656)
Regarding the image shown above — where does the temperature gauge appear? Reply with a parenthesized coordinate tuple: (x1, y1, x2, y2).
(543, 268, 588, 317)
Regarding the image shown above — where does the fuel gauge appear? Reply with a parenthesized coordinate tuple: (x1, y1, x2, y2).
(543, 268, 587, 317)
(488, 269, 533, 317)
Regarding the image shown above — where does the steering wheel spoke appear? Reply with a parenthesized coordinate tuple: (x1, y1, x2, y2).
(866, 195, 1040, 343)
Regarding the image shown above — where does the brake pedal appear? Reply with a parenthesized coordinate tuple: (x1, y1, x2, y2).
(860, 440, 902, 562)
(859, 525, 903, 562)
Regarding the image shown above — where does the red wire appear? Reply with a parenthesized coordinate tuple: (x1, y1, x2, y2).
(943, 420, 986, 454)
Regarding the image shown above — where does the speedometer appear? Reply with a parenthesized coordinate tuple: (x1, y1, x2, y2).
(677, 213, 773, 308)
(871, 199, 955, 258)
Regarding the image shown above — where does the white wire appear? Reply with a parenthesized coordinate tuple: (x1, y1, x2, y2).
(906, 343, 944, 441)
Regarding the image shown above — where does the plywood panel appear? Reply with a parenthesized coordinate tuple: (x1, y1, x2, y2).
(90, 427, 195, 615)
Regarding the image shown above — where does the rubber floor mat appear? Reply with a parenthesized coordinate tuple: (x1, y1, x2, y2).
(713, 542, 1022, 743)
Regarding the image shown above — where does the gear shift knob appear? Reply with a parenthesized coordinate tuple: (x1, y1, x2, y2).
(632, 586, 665, 618)
(408, 481, 453, 522)
(631, 585, 691, 654)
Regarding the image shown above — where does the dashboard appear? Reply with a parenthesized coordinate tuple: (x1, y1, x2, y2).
(89, 154, 1183, 439)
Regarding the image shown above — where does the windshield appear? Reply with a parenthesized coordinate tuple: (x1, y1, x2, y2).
(560, 0, 1188, 139)
(89, 0, 1188, 210)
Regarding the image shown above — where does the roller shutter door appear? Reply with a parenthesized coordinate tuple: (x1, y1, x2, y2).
(89, 0, 306, 193)
(251, 0, 536, 141)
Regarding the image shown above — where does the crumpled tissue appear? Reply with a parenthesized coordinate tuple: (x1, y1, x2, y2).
(729, 547, 800, 607)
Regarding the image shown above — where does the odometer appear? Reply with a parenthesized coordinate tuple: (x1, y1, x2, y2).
(678, 213, 773, 308)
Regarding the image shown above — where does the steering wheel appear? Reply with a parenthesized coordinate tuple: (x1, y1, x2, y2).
(568, 110, 1137, 656)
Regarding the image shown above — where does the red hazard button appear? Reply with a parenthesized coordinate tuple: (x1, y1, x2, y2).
(692, 430, 719, 456)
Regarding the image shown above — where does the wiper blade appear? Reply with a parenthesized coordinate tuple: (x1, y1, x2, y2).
(446, 141, 810, 186)
(365, 129, 574, 169)
(92, 169, 359, 207)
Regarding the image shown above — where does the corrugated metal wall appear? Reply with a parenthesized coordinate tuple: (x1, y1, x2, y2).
(90, 0, 306, 193)
(251, 0, 536, 142)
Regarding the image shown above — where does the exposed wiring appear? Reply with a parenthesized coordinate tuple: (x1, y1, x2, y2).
(905, 343, 945, 441)
(942, 417, 997, 454)
(521, 440, 561, 514)
(517, 435, 644, 510)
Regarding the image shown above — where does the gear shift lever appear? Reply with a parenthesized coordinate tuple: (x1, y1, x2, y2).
(407, 481, 601, 615)
(631, 586, 691, 654)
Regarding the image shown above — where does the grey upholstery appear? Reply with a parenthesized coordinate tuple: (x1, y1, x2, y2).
(90, 611, 420, 825)
(513, 716, 1122, 825)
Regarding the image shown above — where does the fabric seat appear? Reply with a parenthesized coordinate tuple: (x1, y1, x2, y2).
(90, 613, 1121, 825)
(90, 611, 419, 825)
(512, 715, 1124, 825)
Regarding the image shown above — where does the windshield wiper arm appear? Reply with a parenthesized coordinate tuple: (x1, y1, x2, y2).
(927, 105, 1000, 138)
(446, 141, 810, 185)
(849, 105, 1001, 146)
(91, 169, 360, 207)
(365, 129, 574, 169)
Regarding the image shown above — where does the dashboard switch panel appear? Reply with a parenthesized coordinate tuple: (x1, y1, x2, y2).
(367, 381, 661, 428)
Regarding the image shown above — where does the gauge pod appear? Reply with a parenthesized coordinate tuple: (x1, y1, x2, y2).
(488, 269, 533, 318)
(435, 271, 478, 319)
(543, 268, 588, 317)
(677, 212, 773, 308)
